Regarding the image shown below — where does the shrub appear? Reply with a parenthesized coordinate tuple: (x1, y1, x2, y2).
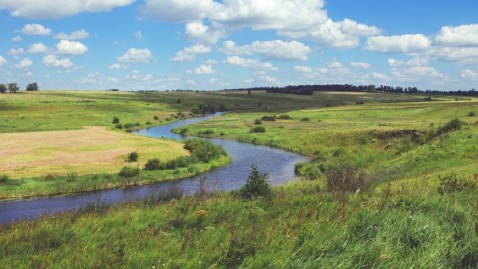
(145, 121, 151, 125)
(115, 123, 123, 129)
(222, 237, 257, 268)
(0, 174, 9, 184)
(128, 151, 138, 162)
(436, 118, 465, 136)
(153, 115, 159, 120)
(468, 111, 476, 117)
(249, 126, 266, 133)
(240, 165, 271, 199)
(277, 114, 292, 120)
(176, 99, 181, 104)
(144, 159, 161, 171)
(118, 166, 140, 177)
(179, 128, 188, 135)
(326, 166, 369, 193)
(356, 101, 365, 105)
(261, 115, 276, 121)
(254, 119, 262, 125)
(164, 156, 191, 169)
(202, 129, 215, 135)
(112, 116, 120, 124)
(437, 173, 476, 195)
(300, 117, 310, 122)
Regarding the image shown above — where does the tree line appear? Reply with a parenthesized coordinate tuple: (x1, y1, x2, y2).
(224, 84, 478, 97)
(0, 82, 39, 93)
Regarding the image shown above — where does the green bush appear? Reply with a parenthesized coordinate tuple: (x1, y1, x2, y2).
(300, 117, 311, 122)
(254, 119, 262, 125)
(0, 174, 9, 184)
(249, 126, 266, 133)
(468, 111, 476, 117)
(118, 166, 140, 177)
(128, 151, 138, 162)
(144, 159, 161, 171)
(240, 165, 271, 199)
(261, 115, 276, 121)
(222, 237, 257, 268)
(115, 123, 123, 129)
(277, 114, 292, 120)
(112, 116, 120, 124)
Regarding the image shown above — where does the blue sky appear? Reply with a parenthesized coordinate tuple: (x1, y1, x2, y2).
(1, 0, 477, 91)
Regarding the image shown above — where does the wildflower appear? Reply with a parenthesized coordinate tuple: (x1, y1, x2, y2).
(195, 209, 209, 218)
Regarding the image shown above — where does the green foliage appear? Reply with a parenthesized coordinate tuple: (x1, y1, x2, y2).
(178, 128, 188, 135)
(437, 173, 476, 195)
(468, 111, 476, 117)
(115, 123, 123, 129)
(277, 114, 292, 120)
(144, 159, 161, 171)
(254, 119, 262, 125)
(437, 118, 465, 135)
(261, 115, 276, 121)
(0, 174, 9, 184)
(0, 83, 7, 93)
(202, 129, 215, 135)
(295, 162, 324, 180)
(7, 83, 19, 93)
(112, 116, 120, 124)
(240, 165, 271, 199)
(118, 166, 140, 177)
(300, 117, 311, 122)
(222, 236, 257, 268)
(128, 151, 139, 162)
(26, 82, 39, 91)
(326, 166, 370, 193)
(249, 126, 266, 133)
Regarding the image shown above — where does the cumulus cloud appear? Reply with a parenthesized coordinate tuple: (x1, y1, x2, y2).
(0, 0, 134, 19)
(0, 56, 8, 65)
(294, 65, 313, 73)
(142, 0, 379, 49)
(365, 34, 431, 53)
(350, 61, 370, 68)
(20, 23, 51, 35)
(28, 42, 48, 54)
(460, 69, 478, 80)
(56, 40, 88, 55)
(117, 48, 152, 63)
(428, 47, 478, 64)
(188, 64, 215, 75)
(224, 56, 277, 71)
(370, 72, 388, 80)
(8, 48, 24, 56)
(11, 35, 23, 42)
(221, 40, 310, 61)
(13, 57, 32, 68)
(108, 63, 127, 70)
(54, 29, 89, 40)
(435, 24, 478, 46)
(127, 70, 153, 81)
(253, 71, 279, 84)
(43, 55, 74, 68)
(172, 44, 211, 61)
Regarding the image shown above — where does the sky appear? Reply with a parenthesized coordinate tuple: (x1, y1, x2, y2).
(0, 0, 478, 91)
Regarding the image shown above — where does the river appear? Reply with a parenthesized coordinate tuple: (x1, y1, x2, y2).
(0, 113, 309, 224)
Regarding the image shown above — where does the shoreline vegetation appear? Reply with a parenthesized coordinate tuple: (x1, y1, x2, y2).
(1, 89, 477, 268)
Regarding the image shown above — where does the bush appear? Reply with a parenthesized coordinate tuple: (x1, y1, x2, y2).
(254, 119, 262, 125)
(118, 166, 140, 177)
(202, 129, 215, 135)
(437, 174, 476, 195)
(0, 84, 6, 93)
(112, 116, 120, 124)
(240, 165, 271, 199)
(128, 151, 138, 162)
(300, 117, 310, 122)
(277, 114, 292, 120)
(179, 128, 188, 135)
(0, 174, 9, 184)
(144, 159, 161, 171)
(153, 115, 159, 120)
(222, 237, 257, 268)
(326, 166, 369, 193)
(26, 82, 39, 91)
(436, 118, 465, 136)
(261, 115, 276, 121)
(249, 126, 266, 133)
(115, 123, 123, 129)
(468, 111, 476, 117)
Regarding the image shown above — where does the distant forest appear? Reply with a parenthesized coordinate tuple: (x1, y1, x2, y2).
(223, 84, 478, 97)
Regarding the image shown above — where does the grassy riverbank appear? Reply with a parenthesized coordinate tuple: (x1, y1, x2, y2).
(1, 90, 477, 268)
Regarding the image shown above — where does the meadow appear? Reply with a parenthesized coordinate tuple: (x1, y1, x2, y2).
(0, 90, 477, 268)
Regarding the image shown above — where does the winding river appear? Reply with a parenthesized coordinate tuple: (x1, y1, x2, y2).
(0, 113, 309, 224)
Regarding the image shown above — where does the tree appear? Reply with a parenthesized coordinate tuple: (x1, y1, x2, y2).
(8, 83, 19, 93)
(240, 165, 271, 199)
(0, 84, 6, 93)
(26, 82, 39, 91)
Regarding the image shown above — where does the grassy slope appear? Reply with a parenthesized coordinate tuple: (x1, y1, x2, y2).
(1, 90, 477, 268)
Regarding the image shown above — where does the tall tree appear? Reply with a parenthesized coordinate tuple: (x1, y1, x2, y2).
(7, 83, 19, 93)
(0, 84, 7, 93)
(26, 82, 39, 91)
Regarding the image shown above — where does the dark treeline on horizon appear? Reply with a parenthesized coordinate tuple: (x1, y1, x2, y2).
(222, 84, 478, 97)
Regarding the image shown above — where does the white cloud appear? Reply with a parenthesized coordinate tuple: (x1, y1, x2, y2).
(56, 40, 88, 55)
(436, 24, 478, 46)
(370, 72, 388, 80)
(141, 0, 221, 22)
(350, 61, 370, 68)
(365, 34, 431, 53)
(28, 42, 48, 54)
(254, 71, 279, 84)
(54, 29, 89, 40)
(14, 57, 32, 68)
(127, 70, 153, 82)
(43, 55, 74, 68)
(460, 69, 478, 80)
(428, 47, 478, 64)
(294, 65, 313, 73)
(117, 48, 152, 63)
(0, 0, 134, 19)
(387, 58, 405, 67)
(185, 21, 224, 45)
(8, 48, 24, 56)
(107, 77, 120, 83)
(20, 23, 51, 35)
(11, 35, 23, 42)
(172, 44, 211, 62)
(108, 63, 127, 70)
(0, 56, 8, 65)
(224, 56, 277, 71)
(221, 40, 310, 61)
(189, 64, 215, 75)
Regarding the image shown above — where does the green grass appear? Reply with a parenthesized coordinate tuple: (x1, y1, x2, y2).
(1, 90, 478, 268)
